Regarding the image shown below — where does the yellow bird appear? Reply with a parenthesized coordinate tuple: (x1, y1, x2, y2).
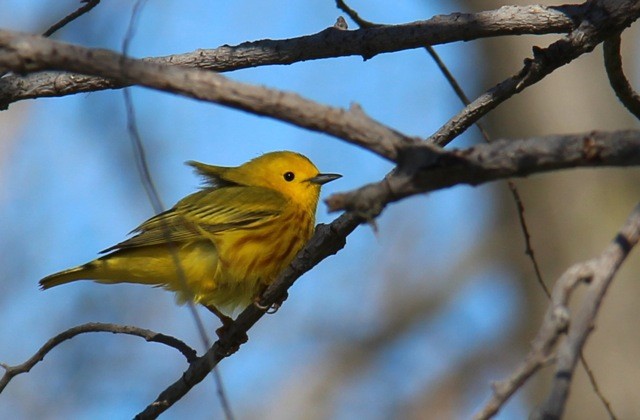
(40, 151, 341, 321)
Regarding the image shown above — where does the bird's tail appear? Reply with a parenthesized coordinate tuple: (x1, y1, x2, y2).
(39, 263, 99, 290)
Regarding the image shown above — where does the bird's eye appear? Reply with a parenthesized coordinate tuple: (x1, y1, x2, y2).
(283, 171, 295, 182)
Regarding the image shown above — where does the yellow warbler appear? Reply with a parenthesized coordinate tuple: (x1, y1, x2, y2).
(40, 151, 340, 319)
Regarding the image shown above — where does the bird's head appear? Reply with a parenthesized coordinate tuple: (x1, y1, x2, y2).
(189, 151, 341, 209)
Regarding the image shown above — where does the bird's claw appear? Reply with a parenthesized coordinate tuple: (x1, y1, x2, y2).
(253, 291, 288, 314)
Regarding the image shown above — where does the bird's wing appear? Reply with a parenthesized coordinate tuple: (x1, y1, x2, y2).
(101, 186, 287, 253)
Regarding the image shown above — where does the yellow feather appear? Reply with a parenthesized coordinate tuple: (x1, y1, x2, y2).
(39, 151, 340, 317)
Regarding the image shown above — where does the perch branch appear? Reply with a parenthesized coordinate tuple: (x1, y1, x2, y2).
(134, 212, 362, 419)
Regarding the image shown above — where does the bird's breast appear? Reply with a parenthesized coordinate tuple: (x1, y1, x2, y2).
(214, 206, 315, 285)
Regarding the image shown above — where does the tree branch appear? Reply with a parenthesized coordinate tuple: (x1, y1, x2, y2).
(429, 0, 640, 147)
(476, 202, 640, 419)
(134, 212, 362, 419)
(603, 33, 640, 120)
(0, 322, 197, 393)
(533, 204, 640, 418)
(0, 4, 580, 106)
(326, 130, 640, 217)
(0, 29, 418, 161)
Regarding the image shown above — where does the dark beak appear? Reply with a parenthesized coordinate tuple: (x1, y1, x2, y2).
(308, 173, 342, 185)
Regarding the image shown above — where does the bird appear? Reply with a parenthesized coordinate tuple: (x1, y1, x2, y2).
(39, 151, 341, 324)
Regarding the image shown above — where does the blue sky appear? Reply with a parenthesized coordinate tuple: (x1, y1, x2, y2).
(0, 1, 525, 418)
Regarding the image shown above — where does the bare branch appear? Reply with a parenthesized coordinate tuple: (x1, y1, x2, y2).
(475, 263, 588, 419)
(506, 181, 551, 297)
(603, 33, 640, 120)
(0, 322, 197, 393)
(379, 0, 609, 410)
(135, 212, 362, 419)
(0, 4, 580, 106)
(578, 355, 618, 419)
(533, 203, 640, 418)
(326, 130, 640, 216)
(3, 2, 638, 416)
(0, 29, 418, 161)
(339, 0, 554, 308)
(429, 0, 640, 147)
(477, 202, 640, 419)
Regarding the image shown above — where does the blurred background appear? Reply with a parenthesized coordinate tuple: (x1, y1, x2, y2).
(1, 0, 639, 419)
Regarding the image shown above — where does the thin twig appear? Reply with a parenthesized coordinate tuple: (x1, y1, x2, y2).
(579, 352, 617, 419)
(0, 322, 197, 393)
(603, 33, 640, 121)
(0, 0, 101, 79)
(42, 0, 101, 37)
(506, 182, 550, 297)
(121, 2, 234, 418)
(335, 0, 379, 28)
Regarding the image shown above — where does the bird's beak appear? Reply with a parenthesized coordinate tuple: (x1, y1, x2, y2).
(308, 173, 342, 185)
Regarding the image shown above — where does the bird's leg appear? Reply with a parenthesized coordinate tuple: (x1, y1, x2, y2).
(204, 304, 248, 350)
(204, 304, 233, 327)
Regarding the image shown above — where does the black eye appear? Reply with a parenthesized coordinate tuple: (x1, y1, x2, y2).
(283, 171, 295, 182)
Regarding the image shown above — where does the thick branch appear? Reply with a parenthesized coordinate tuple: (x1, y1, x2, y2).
(0, 322, 197, 393)
(0, 29, 417, 161)
(326, 130, 640, 217)
(0, 4, 580, 106)
(134, 212, 362, 419)
(428, 0, 640, 147)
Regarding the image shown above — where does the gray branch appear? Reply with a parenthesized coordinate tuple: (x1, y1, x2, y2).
(0, 29, 418, 161)
(0, 322, 197, 393)
(477, 202, 640, 419)
(326, 130, 640, 217)
(428, 0, 640, 147)
(0, 4, 580, 106)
